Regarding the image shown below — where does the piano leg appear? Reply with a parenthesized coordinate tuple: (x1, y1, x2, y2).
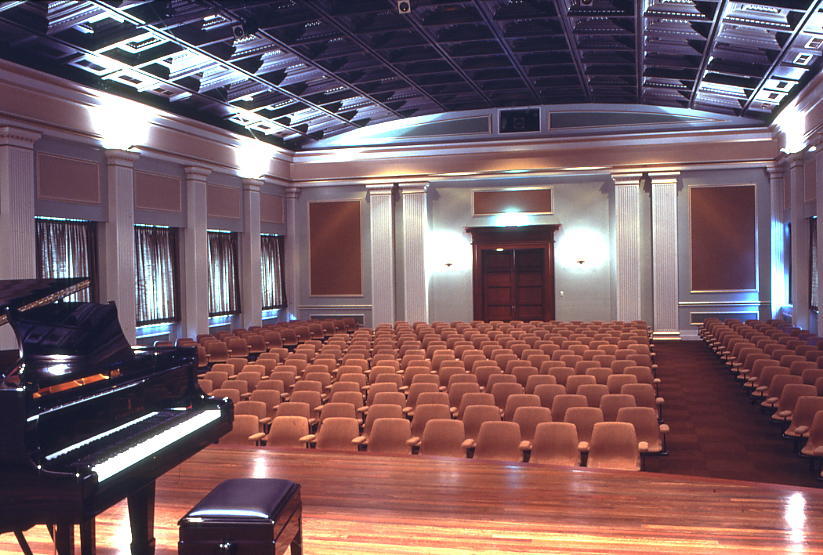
(80, 518, 96, 555)
(127, 482, 156, 555)
(54, 522, 73, 554)
(13, 529, 34, 555)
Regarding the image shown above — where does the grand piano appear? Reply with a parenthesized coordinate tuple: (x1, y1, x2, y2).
(0, 278, 233, 554)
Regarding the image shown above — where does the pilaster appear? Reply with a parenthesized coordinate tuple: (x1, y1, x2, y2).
(0, 126, 40, 348)
(649, 171, 680, 340)
(182, 166, 211, 339)
(241, 178, 263, 328)
(788, 153, 808, 328)
(102, 149, 140, 344)
(400, 182, 429, 324)
(814, 134, 823, 332)
(768, 166, 788, 318)
(612, 172, 643, 322)
(284, 186, 300, 321)
(367, 183, 396, 326)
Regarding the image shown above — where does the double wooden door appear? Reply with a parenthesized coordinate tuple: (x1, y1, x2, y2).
(466, 225, 559, 322)
(481, 248, 546, 321)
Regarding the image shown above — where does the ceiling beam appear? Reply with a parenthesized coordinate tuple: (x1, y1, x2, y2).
(741, 0, 822, 115)
(387, 0, 493, 107)
(555, 0, 593, 101)
(687, 0, 728, 110)
(88, 0, 361, 132)
(635, 0, 645, 102)
(302, 0, 448, 112)
(471, 0, 541, 105)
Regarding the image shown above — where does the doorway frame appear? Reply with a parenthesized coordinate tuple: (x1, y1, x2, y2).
(465, 225, 561, 322)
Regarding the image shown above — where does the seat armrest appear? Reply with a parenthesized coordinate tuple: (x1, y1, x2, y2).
(249, 432, 266, 441)
(461, 438, 476, 449)
(638, 441, 649, 453)
(398, 385, 409, 392)
(812, 445, 823, 457)
(776, 409, 792, 418)
(240, 393, 251, 400)
(577, 441, 589, 451)
(655, 397, 665, 405)
(794, 425, 810, 435)
(518, 440, 532, 451)
(356, 406, 369, 413)
(449, 407, 458, 415)
(351, 435, 367, 444)
(438, 386, 447, 392)
(659, 424, 670, 434)
(227, 375, 237, 380)
(405, 437, 420, 447)
(259, 416, 273, 425)
(652, 378, 661, 384)
(402, 407, 414, 414)
(298, 434, 316, 443)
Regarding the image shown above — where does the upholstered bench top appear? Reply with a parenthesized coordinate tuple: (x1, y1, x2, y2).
(187, 478, 298, 521)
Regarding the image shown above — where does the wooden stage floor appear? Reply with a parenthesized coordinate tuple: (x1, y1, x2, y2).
(3, 444, 823, 553)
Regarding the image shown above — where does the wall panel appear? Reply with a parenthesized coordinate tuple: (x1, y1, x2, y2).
(309, 201, 362, 295)
(690, 185, 756, 292)
(37, 153, 100, 204)
(261, 193, 284, 223)
(135, 170, 181, 212)
(474, 188, 552, 215)
(207, 184, 241, 219)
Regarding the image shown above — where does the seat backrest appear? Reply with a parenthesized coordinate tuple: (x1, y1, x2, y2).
(319, 402, 357, 422)
(456, 392, 496, 418)
(462, 404, 502, 440)
(599, 393, 637, 421)
(368, 418, 412, 455)
(502, 393, 541, 420)
(371, 391, 406, 407)
(776, 384, 818, 412)
(512, 406, 552, 442)
(533, 384, 567, 409)
(315, 417, 359, 451)
(363, 404, 405, 437)
(473, 421, 522, 462)
(490, 382, 525, 409)
(235, 400, 267, 421)
(419, 419, 466, 458)
(564, 406, 604, 443)
(410, 404, 452, 436)
(416, 392, 449, 407)
(624, 366, 654, 383)
(577, 384, 609, 407)
(525, 374, 557, 394)
(448, 382, 482, 407)
(550, 394, 588, 421)
(330, 391, 365, 410)
(211, 388, 240, 404)
(547, 366, 574, 385)
(265, 416, 309, 448)
(586, 422, 640, 471)
(276, 401, 311, 419)
(221, 414, 259, 444)
(565, 375, 596, 394)
(620, 383, 657, 409)
(606, 374, 638, 394)
(290, 390, 322, 411)
(366, 382, 399, 404)
(486, 373, 517, 392)
(530, 422, 580, 465)
(616, 407, 663, 452)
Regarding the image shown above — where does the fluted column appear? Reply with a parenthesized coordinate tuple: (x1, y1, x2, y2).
(612, 172, 643, 322)
(367, 184, 396, 326)
(649, 171, 680, 340)
(788, 153, 808, 328)
(241, 178, 263, 328)
(182, 166, 211, 339)
(102, 149, 140, 344)
(0, 126, 40, 348)
(815, 134, 823, 332)
(284, 187, 300, 321)
(768, 166, 788, 319)
(400, 182, 429, 324)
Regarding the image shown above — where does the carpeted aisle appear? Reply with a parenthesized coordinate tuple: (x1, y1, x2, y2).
(643, 340, 821, 488)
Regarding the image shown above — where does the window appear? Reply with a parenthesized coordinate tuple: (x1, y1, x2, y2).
(208, 231, 241, 316)
(35, 217, 97, 302)
(261, 234, 286, 309)
(810, 217, 818, 312)
(135, 225, 180, 325)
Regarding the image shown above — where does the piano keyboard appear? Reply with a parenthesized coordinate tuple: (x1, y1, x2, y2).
(43, 408, 223, 483)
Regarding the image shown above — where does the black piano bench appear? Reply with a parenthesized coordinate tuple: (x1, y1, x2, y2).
(178, 478, 302, 555)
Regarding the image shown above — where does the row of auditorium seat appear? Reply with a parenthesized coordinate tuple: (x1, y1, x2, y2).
(700, 318, 823, 478)
(205, 319, 663, 470)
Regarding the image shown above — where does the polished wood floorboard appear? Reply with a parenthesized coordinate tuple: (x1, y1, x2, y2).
(4, 445, 823, 553)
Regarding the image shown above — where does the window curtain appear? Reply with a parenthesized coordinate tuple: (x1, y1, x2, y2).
(810, 218, 819, 312)
(135, 226, 179, 325)
(208, 231, 241, 316)
(35, 218, 97, 302)
(261, 234, 286, 309)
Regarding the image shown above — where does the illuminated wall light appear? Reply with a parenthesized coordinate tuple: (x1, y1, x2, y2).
(774, 105, 807, 154)
(89, 94, 156, 150)
(555, 227, 610, 272)
(491, 209, 531, 227)
(426, 230, 472, 273)
(235, 136, 274, 179)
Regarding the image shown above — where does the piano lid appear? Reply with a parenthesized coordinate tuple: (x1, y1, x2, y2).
(0, 278, 90, 326)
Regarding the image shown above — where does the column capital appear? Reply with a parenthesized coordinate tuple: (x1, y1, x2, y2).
(787, 152, 805, 169)
(611, 172, 644, 186)
(398, 181, 429, 194)
(184, 165, 212, 181)
(766, 166, 785, 180)
(104, 149, 140, 167)
(0, 126, 41, 148)
(285, 186, 301, 200)
(366, 183, 395, 196)
(812, 131, 823, 150)
(647, 171, 680, 185)
(242, 178, 263, 193)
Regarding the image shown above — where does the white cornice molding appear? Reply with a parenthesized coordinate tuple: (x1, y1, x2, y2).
(0, 125, 41, 148)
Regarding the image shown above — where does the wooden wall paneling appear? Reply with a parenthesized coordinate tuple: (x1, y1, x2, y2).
(473, 188, 552, 215)
(206, 185, 241, 219)
(309, 200, 362, 296)
(37, 153, 100, 204)
(689, 185, 757, 292)
(134, 171, 181, 212)
(260, 193, 285, 224)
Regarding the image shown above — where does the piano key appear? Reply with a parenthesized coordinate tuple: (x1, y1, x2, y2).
(92, 409, 222, 482)
(44, 411, 161, 463)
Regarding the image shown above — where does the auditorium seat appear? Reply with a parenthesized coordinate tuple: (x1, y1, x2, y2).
(462, 405, 502, 440)
(617, 407, 668, 455)
(502, 394, 541, 421)
(235, 400, 271, 430)
(525, 374, 557, 394)
(606, 374, 637, 394)
(550, 394, 588, 422)
(564, 407, 604, 450)
(409, 404, 453, 440)
(222, 414, 261, 445)
(584, 422, 644, 471)
(366, 418, 412, 455)
(770, 384, 818, 422)
(533, 384, 567, 409)
(620, 384, 664, 420)
(528, 422, 580, 467)
(512, 406, 552, 443)
(263, 416, 310, 449)
(577, 384, 609, 408)
(417, 419, 466, 458)
(599, 394, 636, 421)
(453, 392, 496, 419)
(799, 411, 823, 458)
(783, 396, 823, 440)
(469, 421, 525, 462)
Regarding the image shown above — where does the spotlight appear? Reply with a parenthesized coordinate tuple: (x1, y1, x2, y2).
(579, 0, 593, 5)
(232, 17, 259, 40)
(397, 0, 411, 14)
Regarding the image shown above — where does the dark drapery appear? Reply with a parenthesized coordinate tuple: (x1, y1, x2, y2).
(208, 231, 241, 316)
(35, 218, 97, 302)
(810, 217, 818, 312)
(261, 234, 286, 309)
(135, 225, 180, 325)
